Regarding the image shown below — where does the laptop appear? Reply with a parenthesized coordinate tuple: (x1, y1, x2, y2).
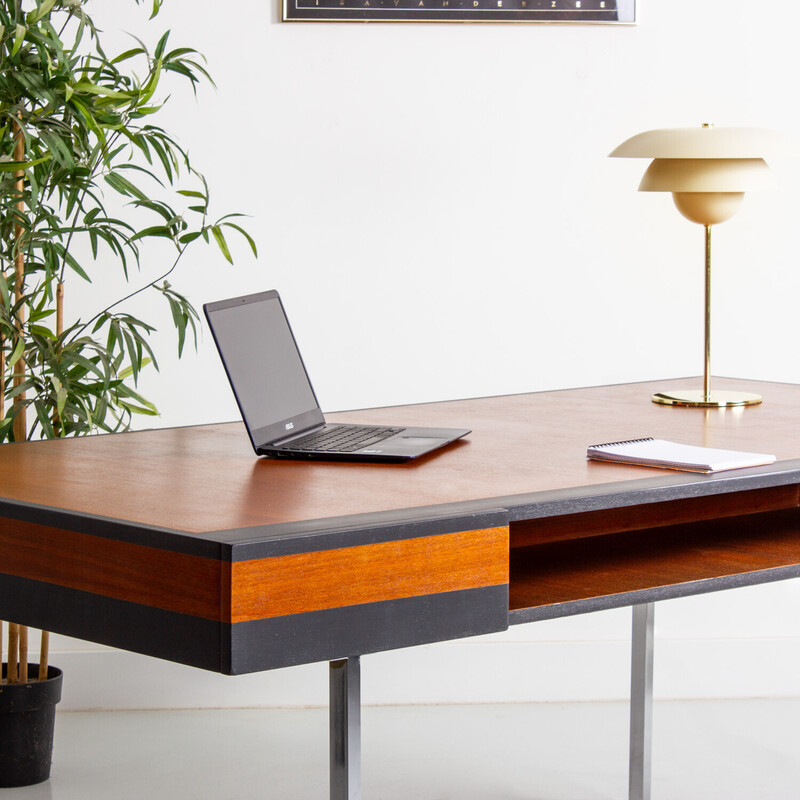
(203, 290, 470, 462)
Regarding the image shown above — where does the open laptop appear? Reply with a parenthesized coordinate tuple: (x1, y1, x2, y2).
(203, 290, 470, 462)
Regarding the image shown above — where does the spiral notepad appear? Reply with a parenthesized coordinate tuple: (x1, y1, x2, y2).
(586, 437, 776, 473)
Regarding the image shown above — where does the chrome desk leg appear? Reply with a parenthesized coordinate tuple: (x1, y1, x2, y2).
(629, 603, 654, 800)
(330, 656, 361, 800)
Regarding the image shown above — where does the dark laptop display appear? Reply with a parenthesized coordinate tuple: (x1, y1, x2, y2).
(203, 290, 469, 462)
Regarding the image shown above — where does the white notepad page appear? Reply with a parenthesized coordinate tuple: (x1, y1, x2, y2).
(586, 437, 776, 473)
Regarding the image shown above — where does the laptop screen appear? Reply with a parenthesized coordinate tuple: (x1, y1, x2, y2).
(204, 291, 323, 449)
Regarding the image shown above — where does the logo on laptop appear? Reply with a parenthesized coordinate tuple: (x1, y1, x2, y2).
(285, 422, 294, 430)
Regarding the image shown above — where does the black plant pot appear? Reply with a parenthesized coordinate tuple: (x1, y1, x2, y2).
(0, 665, 63, 787)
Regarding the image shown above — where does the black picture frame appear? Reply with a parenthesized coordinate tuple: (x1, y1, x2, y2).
(283, 0, 635, 23)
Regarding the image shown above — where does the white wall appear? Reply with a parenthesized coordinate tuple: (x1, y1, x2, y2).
(51, 0, 800, 708)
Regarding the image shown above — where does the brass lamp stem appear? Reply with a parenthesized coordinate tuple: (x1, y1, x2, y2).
(651, 218, 761, 407)
(704, 224, 712, 402)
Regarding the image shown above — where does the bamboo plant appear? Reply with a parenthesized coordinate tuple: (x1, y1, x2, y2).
(0, 0, 256, 683)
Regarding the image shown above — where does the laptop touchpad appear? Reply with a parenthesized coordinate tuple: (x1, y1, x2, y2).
(368, 436, 446, 456)
(398, 437, 445, 447)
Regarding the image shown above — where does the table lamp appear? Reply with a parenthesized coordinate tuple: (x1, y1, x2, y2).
(610, 124, 784, 407)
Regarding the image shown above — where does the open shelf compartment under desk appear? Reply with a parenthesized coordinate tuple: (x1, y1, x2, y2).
(508, 495, 800, 625)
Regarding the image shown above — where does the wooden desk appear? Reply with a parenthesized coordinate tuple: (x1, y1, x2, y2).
(1, 377, 800, 799)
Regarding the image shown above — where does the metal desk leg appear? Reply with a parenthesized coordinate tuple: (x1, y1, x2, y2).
(330, 657, 362, 800)
(629, 603, 654, 800)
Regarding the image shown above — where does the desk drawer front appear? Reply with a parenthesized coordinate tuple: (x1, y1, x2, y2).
(225, 524, 510, 674)
(228, 526, 508, 622)
(0, 516, 221, 619)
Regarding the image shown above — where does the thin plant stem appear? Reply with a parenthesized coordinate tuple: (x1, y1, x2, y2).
(77, 247, 185, 337)
(19, 626, 27, 683)
(7, 622, 18, 684)
(56, 201, 85, 287)
(51, 281, 64, 437)
(12, 118, 29, 681)
(56, 282, 63, 338)
(12, 116, 27, 443)
(33, 284, 64, 678)
(38, 631, 49, 680)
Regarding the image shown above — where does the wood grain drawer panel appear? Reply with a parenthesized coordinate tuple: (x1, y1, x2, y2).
(0, 517, 222, 620)
(228, 526, 509, 623)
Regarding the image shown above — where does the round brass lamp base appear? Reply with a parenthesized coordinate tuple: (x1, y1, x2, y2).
(652, 389, 762, 408)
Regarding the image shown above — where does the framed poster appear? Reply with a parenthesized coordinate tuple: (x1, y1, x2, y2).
(283, 0, 634, 23)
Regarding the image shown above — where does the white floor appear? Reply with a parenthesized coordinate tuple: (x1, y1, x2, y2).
(5, 699, 800, 800)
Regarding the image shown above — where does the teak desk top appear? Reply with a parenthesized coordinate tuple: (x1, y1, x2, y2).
(1, 377, 800, 674)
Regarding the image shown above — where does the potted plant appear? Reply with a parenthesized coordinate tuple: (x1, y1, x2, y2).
(0, 0, 256, 784)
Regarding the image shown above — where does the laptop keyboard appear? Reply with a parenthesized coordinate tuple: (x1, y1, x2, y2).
(282, 424, 404, 453)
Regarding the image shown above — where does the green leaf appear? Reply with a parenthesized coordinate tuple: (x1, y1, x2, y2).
(61, 353, 105, 381)
(111, 47, 147, 65)
(118, 357, 152, 380)
(129, 225, 174, 242)
(223, 222, 258, 258)
(29, 307, 56, 322)
(7, 337, 25, 367)
(33, 400, 55, 440)
(72, 81, 132, 101)
(60, 250, 92, 282)
(12, 23, 26, 56)
(166, 295, 187, 355)
(0, 272, 10, 311)
(153, 30, 169, 62)
(30, 324, 57, 339)
(119, 400, 159, 416)
(211, 225, 233, 264)
(0, 155, 51, 172)
(104, 172, 149, 202)
(6, 379, 37, 401)
(38, 129, 74, 168)
(27, 0, 57, 23)
(55, 385, 67, 418)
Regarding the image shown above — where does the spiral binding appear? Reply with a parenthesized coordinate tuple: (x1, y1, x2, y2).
(588, 437, 654, 450)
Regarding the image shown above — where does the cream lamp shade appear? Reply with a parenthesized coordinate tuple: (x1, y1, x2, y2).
(610, 124, 786, 407)
(610, 125, 782, 225)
